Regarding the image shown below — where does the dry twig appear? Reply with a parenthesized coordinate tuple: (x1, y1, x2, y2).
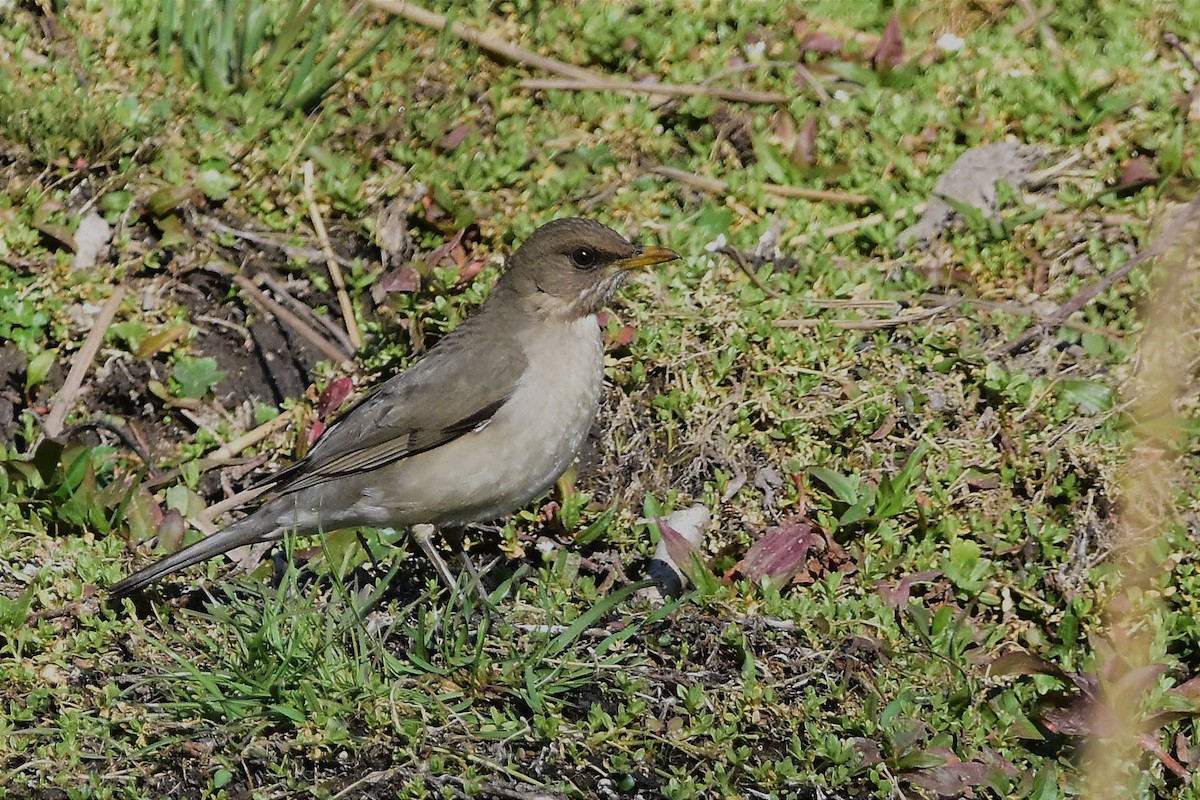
(234, 272, 352, 364)
(650, 165, 872, 206)
(43, 287, 126, 439)
(209, 406, 299, 462)
(998, 193, 1200, 355)
(201, 262, 352, 364)
(520, 77, 786, 105)
(303, 161, 363, 350)
(367, 0, 594, 79)
(818, 203, 926, 238)
(716, 247, 781, 298)
(256, 273, 357, 354)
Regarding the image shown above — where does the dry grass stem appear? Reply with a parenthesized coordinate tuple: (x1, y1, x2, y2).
(303, 161, 363, 350)
(43, 286, 126, 440)
(520, 77, 787, 105)
(1083, 201, 1200, 799)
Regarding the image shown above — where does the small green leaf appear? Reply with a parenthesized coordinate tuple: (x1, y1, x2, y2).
(25, 349, 55, 390)
(809, 466, 859, 506)
(1060, 379, 1113, 414)
(99, 190, 134, 216)
(212, 768, 233, 789)
(268, 705, 306, 723)
(172, 356, 227, 399)
(575, 506, 616, 546)
(195, 168, 237, 201)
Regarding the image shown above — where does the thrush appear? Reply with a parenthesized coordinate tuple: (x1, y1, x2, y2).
(110, 218, 679, 598)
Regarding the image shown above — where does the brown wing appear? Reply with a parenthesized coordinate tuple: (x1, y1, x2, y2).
(264, 319, 526, 497)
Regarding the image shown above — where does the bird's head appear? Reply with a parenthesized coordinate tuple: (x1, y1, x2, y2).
(498, 218, 679, 320)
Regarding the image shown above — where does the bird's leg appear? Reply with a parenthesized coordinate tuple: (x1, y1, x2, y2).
(441, 527, 487, 598)
(410, 524, 491, 601)
(410, 523, 459, 592)
(356, 530, 384, 577)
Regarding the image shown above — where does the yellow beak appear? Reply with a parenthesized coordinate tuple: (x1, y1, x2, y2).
(615, 245, 681, 270)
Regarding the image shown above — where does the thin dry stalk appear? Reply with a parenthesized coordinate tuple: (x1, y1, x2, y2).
(256, 273, 356, 354)
(1000, 194, 1200, 355)
(520, 77, 787, 105)
(209, 406, 299, 461)
(366, 0, 595, 79)
(213, 265, 352, 364)
(1082, 203, 1199, 799)
(43, 287, 126, 439)
(303, 161, 363, 350)
(716, 247, 781, 298)
(774, 303, 953, 331)
(818, 203, 925, 238)
(1014, 0, 1062, 57)
(649, 165, 872, 206)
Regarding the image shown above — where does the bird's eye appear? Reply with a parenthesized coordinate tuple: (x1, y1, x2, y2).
(570, 247, 598, 269)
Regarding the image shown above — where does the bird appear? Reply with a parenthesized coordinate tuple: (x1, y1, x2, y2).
(110, 218, 680, 598)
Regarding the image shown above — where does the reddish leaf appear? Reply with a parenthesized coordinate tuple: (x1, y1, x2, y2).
(426, 227, 467, 269)
(800, 32, 843, 54)
(655, 515, 710, 584)
(607, 325, 637, 348)
(1172, 674, 1200, 702)
(306, 419, 326, 446)
(741, 522, 815, 585)
(316, 377, 354, 418)
(876, 570, 942, 608)
(1142, 733, 1192, 781)
(379, 264, 422, 293)
(438, 123, 472, 152)
(986, 650, 1069, 680)
(1116, 156, 1158, 191)
(870, 14, 905, 71)
(907, 759, 993, 795)
(1038, 694, 1097, 736)
(454, 259, 486, 286)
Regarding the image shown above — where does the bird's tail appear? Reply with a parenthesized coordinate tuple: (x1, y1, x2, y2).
(109, 511, 282, 599)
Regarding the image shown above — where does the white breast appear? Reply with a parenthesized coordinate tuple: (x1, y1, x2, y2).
(390, 315, 605, 526)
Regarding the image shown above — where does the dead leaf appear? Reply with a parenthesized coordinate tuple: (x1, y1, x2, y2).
(316, 377, 354, 418)
(850, 738, 882, 767)
(906, 757, 995, 796)
(986, 650, 1070, 680)
(795, 116, 818, 167)
(871, 14, 905, 72)
(379, 264, 422, 294)
(136, 324, 190, 359)
(71, 211, 112, 270)
(876, 569, 942, 608)
(1115, 156, 1158, 192)
(741, 521, 815, 586)
(157, 509, 186, 554)
(439, 123, 472, 151)
(454, 260, 486, 286)
(898, 142, 1045, 250)
(797, 29, 843, 55)
(425, 227, 468, 271)
(375, 196, 414, 265)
